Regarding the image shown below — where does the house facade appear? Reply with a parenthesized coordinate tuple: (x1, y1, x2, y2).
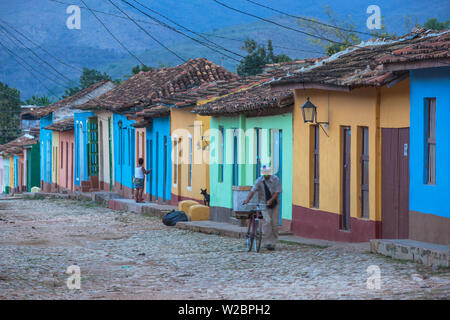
(19, 81, 116, 193)
(407, 67, 450, 244)
(269, 36, 431, 241)
(379, 29, 450, 245)
(170, 108, 208, 205)
(45, 118, 74, 192)
(40, 113, 53, 192)
(113, 113, 135, 198)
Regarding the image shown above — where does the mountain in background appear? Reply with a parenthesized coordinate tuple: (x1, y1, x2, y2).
(0, 0, 448, 99)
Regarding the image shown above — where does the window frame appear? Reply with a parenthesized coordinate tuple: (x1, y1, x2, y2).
(425, 98, 436, 185)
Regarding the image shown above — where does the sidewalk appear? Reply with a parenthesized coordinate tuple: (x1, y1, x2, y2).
(371, 239, 449, 268)
(21, 191, 448, 267)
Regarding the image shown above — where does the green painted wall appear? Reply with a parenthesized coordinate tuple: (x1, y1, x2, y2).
(26, 144, 40, 192)
(210, 113, 293, 221)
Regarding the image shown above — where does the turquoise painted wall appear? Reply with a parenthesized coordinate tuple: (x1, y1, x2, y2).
(39, 113, 53, 184)
(210, 113, 293, 220)
(113, 113, 135, 189)
(410, 67, 450, 218)
(146, 116, 172, 201)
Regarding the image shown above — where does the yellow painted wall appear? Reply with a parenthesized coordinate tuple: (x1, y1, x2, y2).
(52, 131, 59, 185)
(171, 107, 210, 202)
(380, 78, 410, 128)
(293, 79, 409, 222)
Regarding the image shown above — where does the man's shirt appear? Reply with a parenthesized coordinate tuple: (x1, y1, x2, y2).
(251, 175, 282, 204)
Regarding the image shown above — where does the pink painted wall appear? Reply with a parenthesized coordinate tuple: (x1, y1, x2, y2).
(58, 130, 75, 191)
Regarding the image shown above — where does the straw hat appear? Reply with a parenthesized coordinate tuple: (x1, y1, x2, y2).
(261, 166, 273, 176)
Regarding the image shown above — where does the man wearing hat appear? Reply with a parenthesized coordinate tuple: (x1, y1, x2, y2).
(243, 165, 282, 251)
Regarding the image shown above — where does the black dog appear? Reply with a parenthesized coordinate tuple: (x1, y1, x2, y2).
(200, 188, 210, 207)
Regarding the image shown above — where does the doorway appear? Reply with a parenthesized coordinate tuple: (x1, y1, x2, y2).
(382, 128, 409, 239)
(341, 127, 351, 231)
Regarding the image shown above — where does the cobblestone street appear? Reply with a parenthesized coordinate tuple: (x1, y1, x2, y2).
(0, 198, 449, 300)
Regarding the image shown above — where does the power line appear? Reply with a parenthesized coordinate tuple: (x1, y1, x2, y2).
(48, 0, 159, 26)
(120, 0, 241, 63)
(0, 17, 83, 73)
(212, 0, 343, 45)
(106, 0, 187, 63)
(0, 39, 70, 90)
(202, 33, 325, 54)
(245, 0, 374, 37)
(0, 25, 78, 88)
(130, 0, 245, 59)
(78, 0, 146, 65)
(0, 40, 60, 97)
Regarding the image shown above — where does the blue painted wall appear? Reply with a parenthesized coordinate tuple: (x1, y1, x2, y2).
(40, 113, 53, 184)
(74, 112, 94, 186)
(113, 113, 135, 189)
(146, 116, 172, 201)
(13, 155, 18, 188)
(410, 67, 450, 218)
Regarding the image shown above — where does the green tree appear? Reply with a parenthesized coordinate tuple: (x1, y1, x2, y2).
(24, 95, 54, 106)
(131, 64, 153, 75)
(298, 5, 394, 56)
(237, 39, 292, 77)
(423, 18, 450, 31)
(0, 82, 21, 145)
(63, 68, 113, 98)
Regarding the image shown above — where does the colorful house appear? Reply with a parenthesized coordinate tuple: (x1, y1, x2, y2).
(78, 58, 235, 202)
(20, 81, 116, 193)
(0, 155, 9, 194)
(0, 134, 39, 194)
(380, 29, 450, 245)
(45, 118, 75, 192)
(269, 34, 431, 241)
(131, 59, 239, 204)
(192, 60, 315, 228)
(23, 142, 40, 192)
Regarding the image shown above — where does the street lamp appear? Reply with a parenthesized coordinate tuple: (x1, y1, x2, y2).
(300, 97, 329, 137)
(301, 97, 317, 123)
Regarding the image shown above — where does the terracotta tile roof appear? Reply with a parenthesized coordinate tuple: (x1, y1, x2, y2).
(272, 29, 450, 90)
(29, 126, 40, 139)
(44, 117, 74, 132)
(193, 83, 294, 116)
(77, 58, 239, 114)
(0, 134, 38, 156)
(378, 28, 450, 66)
(20, 81, 111, 120)
(192, 59, 317, 116)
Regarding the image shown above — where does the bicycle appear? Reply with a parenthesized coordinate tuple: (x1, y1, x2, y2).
(237, 203, 266, 253)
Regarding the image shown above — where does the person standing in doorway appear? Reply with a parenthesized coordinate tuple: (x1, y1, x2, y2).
(243, 166, 282, 251)
(135, 158, 151, 203)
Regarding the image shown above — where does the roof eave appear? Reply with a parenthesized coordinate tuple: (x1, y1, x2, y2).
(383, 58, 450, 71)
(270, 81, 351, 93)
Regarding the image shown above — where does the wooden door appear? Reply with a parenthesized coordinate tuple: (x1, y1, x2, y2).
(382, 128, 409, 239)
(341, 127, 351, 231)
(65, 142, 69, 189)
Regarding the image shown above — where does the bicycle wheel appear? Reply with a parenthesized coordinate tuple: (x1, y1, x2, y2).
(255, 219, 263, 253)
(246, 218, 255, 252)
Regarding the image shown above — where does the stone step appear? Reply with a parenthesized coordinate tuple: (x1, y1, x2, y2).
(370, 239, 449, 268)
